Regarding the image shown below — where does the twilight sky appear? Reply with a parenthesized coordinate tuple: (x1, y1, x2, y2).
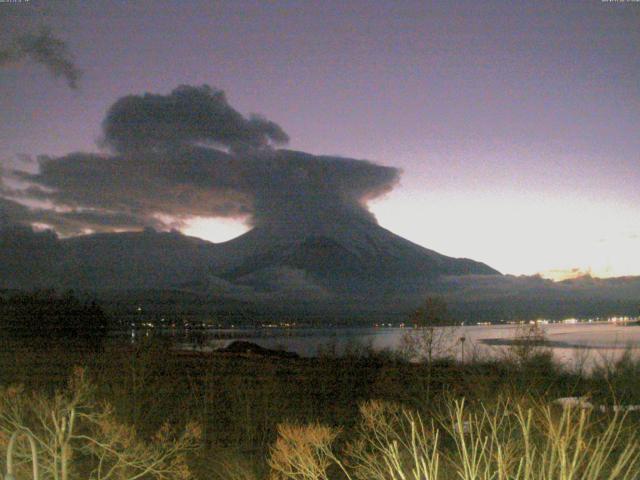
(0, 0, 638, 279)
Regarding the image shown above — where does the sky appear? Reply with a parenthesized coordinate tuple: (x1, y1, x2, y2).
(0, 0, 638, 279)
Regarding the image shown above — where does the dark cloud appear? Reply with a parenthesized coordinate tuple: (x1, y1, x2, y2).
(9, 147, 398, 235)
(51, 210, 156, 235)
(2, 85, 400, 236)
(0, 196, 153, 236)
(0, 197, 31, 229)
(0, 27, 81, 89)
(9, 149, 253, 230)
(247, 149, 399, 229)
(101, 85, 289, 153)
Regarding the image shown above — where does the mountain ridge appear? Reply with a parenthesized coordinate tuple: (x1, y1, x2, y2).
(0, 220, 498, 292)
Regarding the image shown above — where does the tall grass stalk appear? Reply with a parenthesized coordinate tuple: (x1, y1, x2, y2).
(0, 368, 200, 480)
(268, 398, 640, 480)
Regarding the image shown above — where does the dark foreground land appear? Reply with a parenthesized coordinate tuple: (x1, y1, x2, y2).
(2, 335, 640, 479)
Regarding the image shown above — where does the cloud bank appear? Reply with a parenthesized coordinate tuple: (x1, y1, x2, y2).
(1, 85, 400, 236)
(0, 28, 81, 89)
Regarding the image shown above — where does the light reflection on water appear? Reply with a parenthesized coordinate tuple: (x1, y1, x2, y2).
(168, 322, 640, 370)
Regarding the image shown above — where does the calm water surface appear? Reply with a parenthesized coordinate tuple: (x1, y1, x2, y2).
(174, 322, 640, 370)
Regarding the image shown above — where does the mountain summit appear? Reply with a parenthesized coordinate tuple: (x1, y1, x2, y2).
(0, 218, 498, 293)
(218, 215, 498, 282)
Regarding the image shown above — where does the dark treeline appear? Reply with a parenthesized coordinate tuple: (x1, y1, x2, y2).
(2, 282, 640, 328)
(0, 289, 108, 347)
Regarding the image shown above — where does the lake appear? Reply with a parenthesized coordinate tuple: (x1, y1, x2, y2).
(172, 321, 640, 371)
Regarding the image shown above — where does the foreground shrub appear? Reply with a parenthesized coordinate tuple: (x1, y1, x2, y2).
(0, 368, 200, 480)
(269, 423, 341, 480)
(268, 397, 640, 480)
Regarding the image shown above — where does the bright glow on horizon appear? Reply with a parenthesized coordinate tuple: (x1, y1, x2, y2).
(182, 216, 250, 243)
(369, 192, 640, 280)
(177, 195, 640, 280)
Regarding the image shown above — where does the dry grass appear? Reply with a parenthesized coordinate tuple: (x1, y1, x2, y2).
(268, 398, 640, 480)
(0, 368, 200, 480)
(268, 423, 341, 480)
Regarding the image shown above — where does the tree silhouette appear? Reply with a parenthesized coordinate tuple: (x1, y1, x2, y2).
(401, 296, 459, 401)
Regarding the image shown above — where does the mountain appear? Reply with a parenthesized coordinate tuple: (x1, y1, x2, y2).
(0, 218, 497, 293)
(0, 227, 215, 290)
(3, 223, 640, 322)
(60, 229, 217, 289)
(219, 217, 498, 282)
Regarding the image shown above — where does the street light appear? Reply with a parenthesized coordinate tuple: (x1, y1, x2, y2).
(4, 429, 39, 480)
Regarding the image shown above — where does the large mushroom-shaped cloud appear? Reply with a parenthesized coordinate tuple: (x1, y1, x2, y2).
(1, 85, 400, 236)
